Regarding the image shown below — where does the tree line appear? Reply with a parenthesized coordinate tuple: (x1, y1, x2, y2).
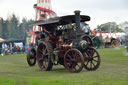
(0, 14, 125, 41)
(0, 14, 34, 40)
(96, 22, 124, 32)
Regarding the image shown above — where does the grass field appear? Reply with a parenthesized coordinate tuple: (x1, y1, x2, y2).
(0, 47, 128, 85)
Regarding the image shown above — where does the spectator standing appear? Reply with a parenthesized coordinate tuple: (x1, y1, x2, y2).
(4, 43, 8, 55)
(10, 43, 13, 54)
(92, 29, 97, 37)
(1, 43, 5, 56)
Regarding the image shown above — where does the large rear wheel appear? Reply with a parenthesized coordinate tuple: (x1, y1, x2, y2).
(37, 41, 53, 71)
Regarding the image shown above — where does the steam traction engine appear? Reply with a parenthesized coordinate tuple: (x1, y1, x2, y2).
(27, 11, 101, 73)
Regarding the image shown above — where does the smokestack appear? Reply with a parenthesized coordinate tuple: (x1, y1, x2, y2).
(74, 10, 81, 34)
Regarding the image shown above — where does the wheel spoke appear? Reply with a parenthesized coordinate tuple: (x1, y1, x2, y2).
(84, 47, 100, 71)
(86, 60, 89, 66)
(90, 62, 92, 69)
(30, 59, 34, 62)
(43, 48, 47, 54)
(67, 54, 72, 60)
(66, 58, 71, 62)
(38, 49, 43, 54)
(93, 56, 98, 58)
(72, 63, 81, 71)
(64, 49, 84, 73)
(44, 60, 48, 66)
(91, 61, 95, 67)
(92, 52, 95, 57)
(44, 53, 48, 57)
(73, 52, 77, 59)
(71, 63, 76, 69)
(29, 55, 34, 58)
(39, 57, 44, 61)
(42, 45, 45, 50)
(93, 59, 98, 62)
(76, 63, 81, 69)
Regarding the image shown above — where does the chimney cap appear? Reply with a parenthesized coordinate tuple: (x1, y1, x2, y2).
(74, 10, 81, 14)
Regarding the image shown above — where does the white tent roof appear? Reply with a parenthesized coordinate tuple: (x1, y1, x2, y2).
(0, 38, 4, 42)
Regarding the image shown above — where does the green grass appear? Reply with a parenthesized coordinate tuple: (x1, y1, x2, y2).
(0, 46, 128, 85)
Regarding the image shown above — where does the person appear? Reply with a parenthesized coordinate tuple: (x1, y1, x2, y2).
(25, 43, 29, 52)
(43, 25, 56, 36)
(104, 36, 110, 48)
(92, 29, 97, 37)
(35, 31, 41, 47)
(4, 43, 8, 55)
(44, 27, 51, 34)
(13, 43, 17, 53)
(80, 23, 91, 35)
(10, 43, 13, 54)
(16, 45, 20, 53)
(1, 43, 5, 56)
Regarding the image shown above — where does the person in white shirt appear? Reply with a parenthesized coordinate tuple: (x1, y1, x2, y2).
(1, 43, 5, 56)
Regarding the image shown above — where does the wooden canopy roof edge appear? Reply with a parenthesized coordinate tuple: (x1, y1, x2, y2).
(31, 15, 90, 26)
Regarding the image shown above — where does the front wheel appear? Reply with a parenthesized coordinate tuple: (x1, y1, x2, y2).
(27, 48, 36, 66)
(64, 49, 84, 73)
(83, 47, 101, 71)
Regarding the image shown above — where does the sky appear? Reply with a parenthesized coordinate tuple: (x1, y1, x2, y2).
(0, 0, 128, 29)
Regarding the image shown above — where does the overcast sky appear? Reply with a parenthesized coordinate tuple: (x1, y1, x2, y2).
(0, 0, 128, 29)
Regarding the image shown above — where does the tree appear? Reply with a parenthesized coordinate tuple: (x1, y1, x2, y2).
(0, 18, 3, 37)
(7, 14, 20, 39)
(96, 22, 124, 32)
(2, 20, 8, 39)
(19, 18, 34, 40)
(119, 21, 128, 31)
(0, 14, 34, 40)
(0, 18, 8, 39)
(27, 19, 34, 31)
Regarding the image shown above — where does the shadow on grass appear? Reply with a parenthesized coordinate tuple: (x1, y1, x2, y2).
(34, 67, 68, 73)
(34, 66, 89, 74)
(51, 68, 67, 73)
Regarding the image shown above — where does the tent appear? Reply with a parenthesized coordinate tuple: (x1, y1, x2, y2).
(0, 38, 4, 42)
(0, 38, 25, 48)
(0, 38, 25, 43)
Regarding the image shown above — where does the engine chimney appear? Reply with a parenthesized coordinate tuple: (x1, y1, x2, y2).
(74, 10, 81, 34)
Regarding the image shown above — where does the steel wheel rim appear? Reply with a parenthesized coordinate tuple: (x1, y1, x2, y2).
(64, 49, 84, 73)
(82, 36, 94, 47)
(29, 51, 36, 63)
(37, 43, 49, 70)
(27, 49, 36, 66)
(83, 47, 100, 70)
(112, 40, 119, 48)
